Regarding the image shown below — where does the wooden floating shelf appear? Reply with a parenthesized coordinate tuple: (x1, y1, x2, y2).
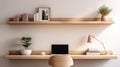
(8, 18, 114, 25)
(5, 55, 51, 60)
(71, 55, 117, 59)
(5, 50, 117, 60)
(5, 55, 117, 60)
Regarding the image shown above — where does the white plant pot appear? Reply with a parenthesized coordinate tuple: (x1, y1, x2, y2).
(21, 49, 32, 55)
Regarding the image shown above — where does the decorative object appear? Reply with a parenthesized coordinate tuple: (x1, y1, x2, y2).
(34, 13, 41, 21)
(33, 7, 50, 21)
(41, 52, 46, 55)
(38, 7, 50, 21)
(87, 34, 107, 54)
(98, 5, 112, 21)
(21, 37, 32, 55)
(14, 15, 20, 21)
(22, 13, 29, 21)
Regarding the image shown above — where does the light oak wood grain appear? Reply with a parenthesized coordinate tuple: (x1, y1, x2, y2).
(6, 50, 117, 60)
(8, 18, 114, 25)
(5, 55, 117, 60)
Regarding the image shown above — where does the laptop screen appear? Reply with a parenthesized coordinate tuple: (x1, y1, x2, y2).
(52, 44, 69, 54)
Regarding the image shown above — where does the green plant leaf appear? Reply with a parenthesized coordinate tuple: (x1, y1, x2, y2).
(98, 5, 112, 16)
(21, 37, 32, 49)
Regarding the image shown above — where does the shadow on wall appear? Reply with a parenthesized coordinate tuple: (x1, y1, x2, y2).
(1, 57, 109, 67)
(74, 59, 109, 67)
(1, 37, 23, 52)
(3, 59, 49, 67)
(7, 25, 111, 31)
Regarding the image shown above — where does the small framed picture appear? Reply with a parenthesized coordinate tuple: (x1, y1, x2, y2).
(38, 7, 50, 21)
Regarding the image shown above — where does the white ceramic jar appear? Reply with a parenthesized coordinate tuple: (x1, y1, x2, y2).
(21, 50, 32, 55)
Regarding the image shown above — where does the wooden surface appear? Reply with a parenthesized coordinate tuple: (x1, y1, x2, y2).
(8, 50, 113, 55)
(5, 55, 117, 60)
(8, 18, 114, 25)
(5, 50, 117, 60)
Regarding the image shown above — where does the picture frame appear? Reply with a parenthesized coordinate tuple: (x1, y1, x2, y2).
(38, 7, 50, 21)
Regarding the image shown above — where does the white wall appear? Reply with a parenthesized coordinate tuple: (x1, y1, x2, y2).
(0, 0, 120, 67)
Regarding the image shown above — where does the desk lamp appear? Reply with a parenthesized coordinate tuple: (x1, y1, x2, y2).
(87, 34, 107, 55)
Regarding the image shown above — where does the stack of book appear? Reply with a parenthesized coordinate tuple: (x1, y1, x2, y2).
(86, 48, 100, 55)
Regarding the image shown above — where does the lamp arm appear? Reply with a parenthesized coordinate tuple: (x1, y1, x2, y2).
(90, 35, 107, 54)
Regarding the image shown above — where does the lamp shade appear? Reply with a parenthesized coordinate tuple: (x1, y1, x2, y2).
(87, 35, 92, 43)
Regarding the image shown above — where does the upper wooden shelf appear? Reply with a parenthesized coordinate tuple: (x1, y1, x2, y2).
(5, 55, 117, 60)
(8, 18, 114, 25)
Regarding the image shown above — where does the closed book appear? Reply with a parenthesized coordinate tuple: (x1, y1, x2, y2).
(86, 51, 100, 55)
(88, 51, 99, 53)
(9, 50, 21, 55)
(87, 48, 99, 52)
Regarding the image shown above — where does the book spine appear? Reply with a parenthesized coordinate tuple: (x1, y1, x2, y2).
(86, 53, 100, 55)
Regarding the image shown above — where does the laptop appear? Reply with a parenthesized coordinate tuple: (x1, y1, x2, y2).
(51, 44, 69, 54)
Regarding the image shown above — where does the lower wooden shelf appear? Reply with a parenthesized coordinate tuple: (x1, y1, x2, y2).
(5, 55, 117, 60)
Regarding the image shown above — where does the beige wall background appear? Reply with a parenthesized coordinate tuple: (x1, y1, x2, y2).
(0, 0, 120, 67)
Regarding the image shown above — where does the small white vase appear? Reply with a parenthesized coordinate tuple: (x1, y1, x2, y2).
(21, 49, 32, 55)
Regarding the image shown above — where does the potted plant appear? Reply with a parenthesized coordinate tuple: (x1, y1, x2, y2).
(98, 5, 112, 21)
(21, 37, 32, 55)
